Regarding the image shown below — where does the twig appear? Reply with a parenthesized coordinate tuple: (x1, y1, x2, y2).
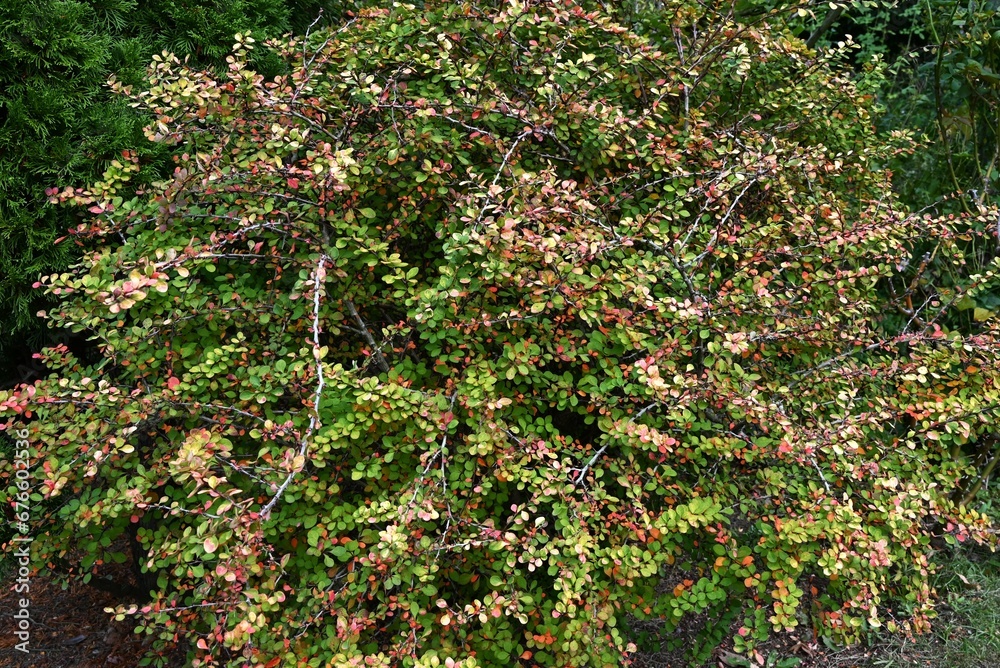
(492, 129, 532, 188)
(406, 392, 458, 507)
(260, 255, 329, 519)
(345, 299, 390, 373)
(573, 445, 609, 485)
(806, 5, 846, 49)
(811, 456, 832, 494)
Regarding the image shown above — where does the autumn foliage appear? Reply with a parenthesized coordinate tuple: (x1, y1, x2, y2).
(3, 1, 1000, 666)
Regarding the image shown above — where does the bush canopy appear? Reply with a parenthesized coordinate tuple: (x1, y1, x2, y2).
(4, 1, 1000, 666)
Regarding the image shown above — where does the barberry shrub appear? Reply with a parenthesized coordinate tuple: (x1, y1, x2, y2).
(3, 1, 1000, 666)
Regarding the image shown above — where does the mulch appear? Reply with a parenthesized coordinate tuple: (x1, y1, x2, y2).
(0, 570, 150, 668)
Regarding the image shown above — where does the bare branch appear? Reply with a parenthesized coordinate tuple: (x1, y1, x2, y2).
(573, 444, 609, 486)
(346, 299, 391, 373)
(260, 255, 330, 520)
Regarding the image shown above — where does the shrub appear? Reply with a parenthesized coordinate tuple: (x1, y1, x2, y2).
(0, 0, 344, 381)
(3, 1, 999, 666)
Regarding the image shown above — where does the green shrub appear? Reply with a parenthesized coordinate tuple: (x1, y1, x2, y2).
(0, 0, 345, 381)
(3, 1, 1000, 666)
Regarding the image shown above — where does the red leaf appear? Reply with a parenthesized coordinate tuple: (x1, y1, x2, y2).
(287, 177, 300, 190)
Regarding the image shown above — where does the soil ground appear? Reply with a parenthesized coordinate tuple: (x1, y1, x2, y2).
(0, 573, 148, 668)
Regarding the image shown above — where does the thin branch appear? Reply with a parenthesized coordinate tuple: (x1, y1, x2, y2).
(574, 444, 609, 486)
(806, 6, 846, 50)
(346, 299, 391, 373)
(811, 456, 832, 494)
(492, 129, 533, 187)
(572, 402, 663, 486)
(960, 452, 1000, 508)
(406, 393, 458, 508)
(260, 255, 330, 520)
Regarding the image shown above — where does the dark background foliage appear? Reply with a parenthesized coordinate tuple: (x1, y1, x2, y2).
(0, 0, 355, 387)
